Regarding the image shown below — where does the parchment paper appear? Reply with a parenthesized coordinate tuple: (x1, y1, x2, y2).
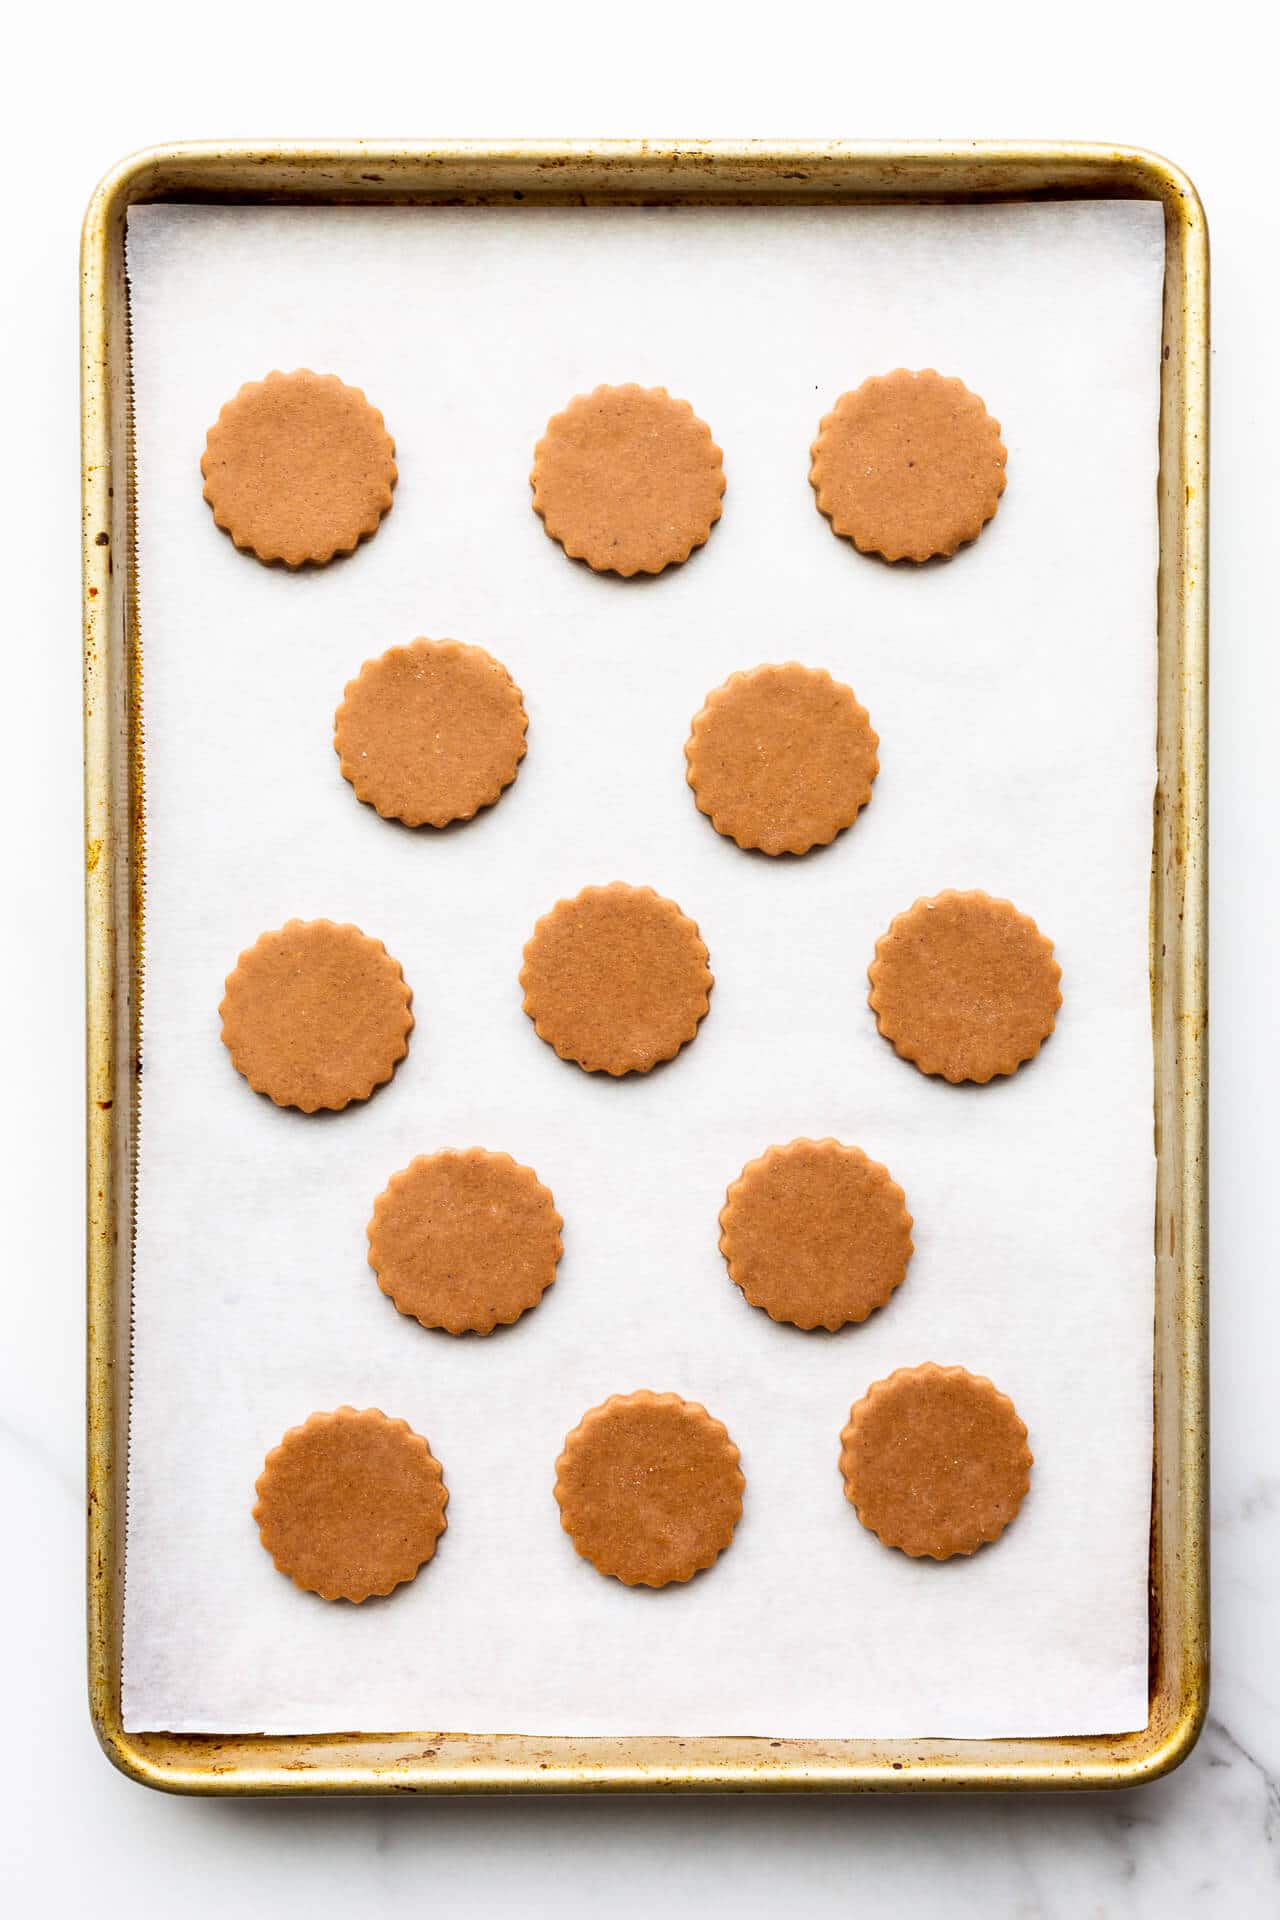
(122, 198, 1163, 1737)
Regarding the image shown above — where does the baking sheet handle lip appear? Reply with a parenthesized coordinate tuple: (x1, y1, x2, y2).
(86, 1706, 1212, 1798)
(81, 137, 1208, 221)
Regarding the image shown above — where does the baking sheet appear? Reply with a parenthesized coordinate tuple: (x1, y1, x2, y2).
(121, 198, 1163, 1738)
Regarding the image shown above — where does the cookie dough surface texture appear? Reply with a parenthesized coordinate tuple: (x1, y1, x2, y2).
(520, 882, 713, 1075)
(531, 383, 725, 576)
(254, 1406, 448, 1601)
(839, 1365, 1032, 1559)
(201, 369, 397, 567)
(219, 919, 413, 1112)
(810, 369, 1006, 562)
(868, 890, 1061, 1083)
(719, 1138, 913, 1330)
(335, 638, 528, 828)
(368, 1148, 563, 1334)
(685, 662, 879, 855)
(554, 1391, 745, 1587)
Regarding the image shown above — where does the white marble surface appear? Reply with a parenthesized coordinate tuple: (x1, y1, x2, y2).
(3, 15, 1277, 1916)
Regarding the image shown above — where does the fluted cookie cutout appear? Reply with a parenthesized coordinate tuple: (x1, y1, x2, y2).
(531, 384, 725, 576)
(839, 1365, 1032, 1559)
(868, 890, 1061, 1083)
(201, 370, 396, 566)
(368, 1149, 563, 1335)
(810, 369, 1006, 562)
(685, 663, 879, 855)
(520, 883, 713, 1075)
(253, 1407, 448, 1601)
(554, 1391, 744, 1586)
(335, 638, 528, 828)
(219, 919, 413, 1111)
(720, 1139, 913, 1330)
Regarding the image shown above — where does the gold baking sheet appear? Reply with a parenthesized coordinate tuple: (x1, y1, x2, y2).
(82, 140, 1207, 1793)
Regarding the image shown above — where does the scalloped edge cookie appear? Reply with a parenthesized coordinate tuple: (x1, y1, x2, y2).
(719, 1137, 913, 1331)
(201, 369, 397, 567)
(253, 1406, 448, 1601)
(868, 890, 1061, 1084)
(219, 918, 413, 1112)
(334, 638, 528, 828)
(810, 369, 1006, 563)
(554, 1390, 745, 1587)
(685, 662, 879, 855)
(368, 1148, 563, 1335)
(519, 882, 713, 1076)
(839, 1364, 1033, 1559)
(530, 384, 725, 577)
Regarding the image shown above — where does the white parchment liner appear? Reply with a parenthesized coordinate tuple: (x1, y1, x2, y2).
(122, 199, 1161, 1736)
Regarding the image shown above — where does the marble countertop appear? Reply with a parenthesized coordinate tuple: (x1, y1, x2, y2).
(4, 30, 1277, 1920)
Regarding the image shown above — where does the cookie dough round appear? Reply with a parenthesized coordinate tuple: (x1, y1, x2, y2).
(219, 919, 413, 1112)
(201, 369, 397, 567)
(254, 1406, 448, 1601)
(520, 883, 713, 1075)
(719, 1138, 913, 1331)
(554, 1391, 745, 1586)
(368, 1148, 563, 1335)
(685, 663, 879, 855)
(868, 890, 1061, 1084)
(810, 369, 1006, 562)
(839, 1365, 1032, 1559)
(335, 638, 528, 828)
(531, 384, 725, 576)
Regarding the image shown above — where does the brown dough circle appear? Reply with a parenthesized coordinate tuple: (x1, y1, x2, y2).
(531, 384, 725, 577)
(685, 663, 879, 855)
(368, 1148, 563, 1335)
(201, 369, 397, 567)
(253, 1406, 448, 1601)
(554, 1391, 745, 1587)
(719, 1138, 913, 1331)
(810, 369, 1006, 563)
(520, 883, 713, 1076)
(839, 1365, 1032, 1559)
(868, 890, 1061, 1084)
(334, 638, 528, 828)
(219, 919, 413, 1112)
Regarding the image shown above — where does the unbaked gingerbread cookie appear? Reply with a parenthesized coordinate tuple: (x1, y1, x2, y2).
(219, 919, 413, 1112)
(839, 1365, 1032, 1559)
(201, 369, 397, 567)
(719, 1138, 913, 1330)
(531, 384, 725, 576)
(520, 883, 713, 1075)
(334, 638, 528, 828)
(868, 891, 1061, 1084)
(685, 663, 879, 855)
(810, 369, 1006, 563)
(254, 1406, 448, 1601)
(554, 1390, 745, 1586)
(368, 1148, 563, 1335)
